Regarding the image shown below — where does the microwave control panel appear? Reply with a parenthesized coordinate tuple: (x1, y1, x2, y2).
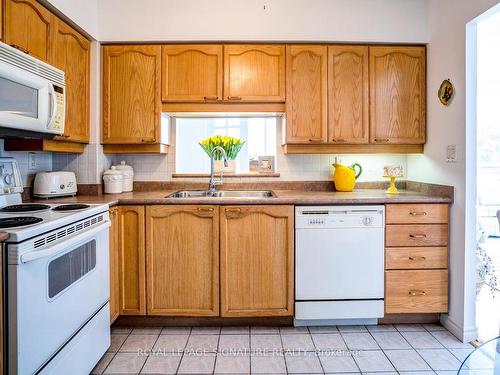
(47, 84, 65, 133)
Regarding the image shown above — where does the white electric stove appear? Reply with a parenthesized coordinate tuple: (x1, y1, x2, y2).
(0, 157, 111, 375)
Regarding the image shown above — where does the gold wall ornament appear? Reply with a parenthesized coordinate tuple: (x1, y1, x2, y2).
(438, 79, 455, 106)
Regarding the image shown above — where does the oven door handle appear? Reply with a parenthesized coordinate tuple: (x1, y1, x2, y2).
(20, 221, 110, 263)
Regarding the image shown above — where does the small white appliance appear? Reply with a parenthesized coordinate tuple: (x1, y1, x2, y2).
(33, 171, 77, 198)
(0, 158, 110, 375)
(295, 205, 385, 326)
(0, 41, 65, 136)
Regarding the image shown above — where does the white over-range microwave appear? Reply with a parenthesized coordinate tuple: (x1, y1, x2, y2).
(0, 42, 65, 136)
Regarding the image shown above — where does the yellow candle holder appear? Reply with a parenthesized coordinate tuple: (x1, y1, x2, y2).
(384, 175, 400, 194)
(383, 165, 403, 194)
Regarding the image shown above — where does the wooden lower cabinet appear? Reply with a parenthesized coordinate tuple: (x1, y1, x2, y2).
(384, 204, 449, 315)
(385, 270, 448, 313)
(146, 205, 219, 316)
(220, 205, 294, 317)
(109, 207, 120, 323)
(118, 206, 146, 315)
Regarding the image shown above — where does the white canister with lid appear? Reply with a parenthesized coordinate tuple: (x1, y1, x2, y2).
(103, 166, 123, 194)
(115, 160, 134, 192)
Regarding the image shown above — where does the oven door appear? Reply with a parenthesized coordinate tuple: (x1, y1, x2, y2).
(8, 221, 110, 375)
(0, 61, 59, 134)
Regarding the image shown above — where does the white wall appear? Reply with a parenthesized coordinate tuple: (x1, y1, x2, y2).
(45, 0, 99, 38)
(96, 0, 428, 42)
(407, 0, 500, 341)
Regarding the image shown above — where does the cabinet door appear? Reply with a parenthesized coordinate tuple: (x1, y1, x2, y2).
(102, 45, 161, 144)
(223, 44, 285, 102)
(220, 205, 294, 317)
(161, 45, 222, 102)
(109, 207, 120, 323)
(370, 46, 426, 144)
(285, 45, 328, 144)
(4, 0, 53, 62)
(328, 45, 369, 144)
(146, 205, 219, 316)
(52, 18, 90, 143)
(118, 206, 146, 315)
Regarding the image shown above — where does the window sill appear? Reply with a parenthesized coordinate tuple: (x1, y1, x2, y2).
(172, 173, 280, 178)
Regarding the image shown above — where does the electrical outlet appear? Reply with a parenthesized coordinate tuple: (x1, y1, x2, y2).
(446, 145, 457, 163)
(28, 152, 36, 170)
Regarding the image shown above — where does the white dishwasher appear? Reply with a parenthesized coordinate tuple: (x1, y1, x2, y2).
(295, 205, 385, 326)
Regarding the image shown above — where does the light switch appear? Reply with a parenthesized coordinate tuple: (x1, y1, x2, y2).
(446, 145, 457, 163)
(28, 152, 36, 170)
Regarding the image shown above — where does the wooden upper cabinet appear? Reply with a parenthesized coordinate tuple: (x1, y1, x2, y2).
(285, 45, 328, 144)
(146, 206, 219, 316)
(4, 0, 54, 62)
(220, 205, 294, 317)
(118, 206, 146, 315)
(102, 45, 162, 144)
(52, 18, 90, 143)
(161, 45, 223, 102)
(328, 45, 369, 144)
(223, 44, 285, 102)
(370, 46, 426, 144)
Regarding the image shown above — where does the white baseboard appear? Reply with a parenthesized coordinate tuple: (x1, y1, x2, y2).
(440, 314, 478, 342)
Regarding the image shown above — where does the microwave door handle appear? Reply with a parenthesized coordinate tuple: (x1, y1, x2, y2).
(47, 84, 57, 127)
(20, 221, 110, 263)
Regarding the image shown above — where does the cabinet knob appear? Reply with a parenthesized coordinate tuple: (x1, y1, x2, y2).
(308, 138, 323, 143)
(227, 96, 242, 100)
(409, 234, 427, 239)
(408, 289, 426, 296)
(374, 138, 389, 143)
(204, 96, 218, 100)
(331, 138, 346, 142)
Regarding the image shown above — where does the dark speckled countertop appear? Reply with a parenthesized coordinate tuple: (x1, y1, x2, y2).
(32, 188, 452, 206)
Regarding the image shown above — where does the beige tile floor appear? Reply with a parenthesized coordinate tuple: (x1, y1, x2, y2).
(91, 323, 477, 375)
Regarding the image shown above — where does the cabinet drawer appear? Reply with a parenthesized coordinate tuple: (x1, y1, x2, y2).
(385, 270, 448, 313)
(386, 224, 448, 247)
(385, 247, 448, 270)
(386, 204, 448, 224)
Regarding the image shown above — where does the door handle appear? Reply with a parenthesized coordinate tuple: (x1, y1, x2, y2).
(409, 256, 426, 261)
(408, 289, 426, 296)
(308, 138, 323, 143)
(227, 96, 242, 100)
(331, 138, 346, 142)
(373, 138, 389, 143)
(196, 207, 215, 217)
(409, 211, 427, 216)
(10, 44, 29, 54)
(225, 208, 242, 218)
(409, 234, 427, 239)
(204, 96, 218, 100)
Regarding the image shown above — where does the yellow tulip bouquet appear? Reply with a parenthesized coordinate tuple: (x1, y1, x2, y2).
(199, 135, 245, 160)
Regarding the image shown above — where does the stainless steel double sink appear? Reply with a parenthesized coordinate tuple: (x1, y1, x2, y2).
(166, 190, 276, 198)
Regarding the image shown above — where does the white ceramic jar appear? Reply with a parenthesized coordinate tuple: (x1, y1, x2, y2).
(103, 166, 123, 194)
(115, 160, 134, 192)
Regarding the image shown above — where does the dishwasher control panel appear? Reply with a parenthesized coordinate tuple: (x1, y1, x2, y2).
(295, 205, 385, 229)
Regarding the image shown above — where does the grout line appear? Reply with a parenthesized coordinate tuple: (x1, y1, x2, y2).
(136, 332, 161, 374)
(175, 327, 190, 374)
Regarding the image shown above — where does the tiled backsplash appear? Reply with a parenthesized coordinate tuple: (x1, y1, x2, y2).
(0, 140, 52, 186)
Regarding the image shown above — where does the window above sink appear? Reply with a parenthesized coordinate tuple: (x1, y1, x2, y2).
(173, 115, 279, 174)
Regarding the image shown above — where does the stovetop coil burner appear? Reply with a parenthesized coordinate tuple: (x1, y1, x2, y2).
(0, 204, 51, 213)
(0, 217, 43, 228)
(52, 204, 90, 211)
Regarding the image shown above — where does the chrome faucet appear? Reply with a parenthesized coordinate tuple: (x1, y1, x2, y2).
(209, 146, 228, 194)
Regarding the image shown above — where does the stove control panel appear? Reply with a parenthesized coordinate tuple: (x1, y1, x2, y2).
(0, 158, 23, 194)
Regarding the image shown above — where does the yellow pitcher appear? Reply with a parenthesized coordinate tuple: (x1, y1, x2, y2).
(332, 162, 362, 192)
